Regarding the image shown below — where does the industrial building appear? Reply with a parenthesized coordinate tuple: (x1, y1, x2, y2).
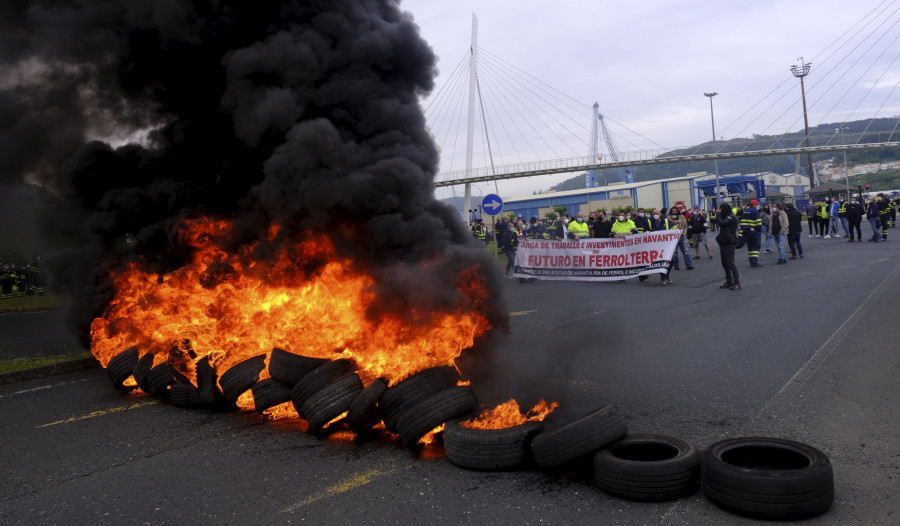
(502, 172, 810, 219)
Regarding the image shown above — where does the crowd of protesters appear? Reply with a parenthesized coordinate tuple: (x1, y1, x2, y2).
(0, 256, 44, 299)
(479, 191, 897, 289)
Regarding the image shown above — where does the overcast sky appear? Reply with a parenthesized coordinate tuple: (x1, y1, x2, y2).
(402, 0, 900, 199)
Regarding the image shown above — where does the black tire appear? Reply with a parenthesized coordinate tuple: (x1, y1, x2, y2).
(196, 356, 221, 404)
(380, 366, 461, 433)
(132, 352, 155, 394)
(106, 346, 140, 392)
(268, 347, 329, 385)
(592, 434, 700, 502)
(219, 354, 266, 402)
(443, 420, 543, 471)
(251, 378, 293, 413)
(700, 437, 834, 521)
(170, 384, 203, 407)
(290, 359, 356, 418)
(396, 386, 478, 448)
(530, 404, 627, 469)
(302, 374, 365, 432)
(147, 363, 177, 399)
(347, 377, 388, 433)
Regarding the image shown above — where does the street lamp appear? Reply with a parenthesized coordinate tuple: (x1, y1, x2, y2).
(790, 58, 816, 188)
(704, 92, 721, 208)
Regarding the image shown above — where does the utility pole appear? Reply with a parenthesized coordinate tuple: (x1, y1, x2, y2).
(791, 58, 816, 188)
(704, 92, 720, 208)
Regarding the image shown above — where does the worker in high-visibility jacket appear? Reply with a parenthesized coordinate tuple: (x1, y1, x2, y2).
(568, 212, 589, 240)
(878, 193, 890, 240)
(472, 219, 487, 245)
(740, 199, 763, 267)
(610, 212, 638, 238)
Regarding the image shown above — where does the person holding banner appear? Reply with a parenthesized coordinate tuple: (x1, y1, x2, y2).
(649, 209, 674, 285)
(716, 203, 741, 290)
(610, 212, 638, 238)
(593, 211, 612, 239)
(569, 212, 589, 240)
(668, 207, 694, 270)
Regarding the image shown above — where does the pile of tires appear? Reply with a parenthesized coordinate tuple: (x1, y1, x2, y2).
(101, 347, 479, 449)
(101, 347, 835, 521)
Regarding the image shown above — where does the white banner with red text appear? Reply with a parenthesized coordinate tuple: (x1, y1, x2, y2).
(512, 231, 681, 281)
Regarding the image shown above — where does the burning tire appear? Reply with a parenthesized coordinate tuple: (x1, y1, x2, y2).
(396, 386, 478, 448)
(443, 420, 543, 471)
(147, 363, 178, 399)
(219, 354, 267, 403)
(700, 437, 834, 521)
(347, 377, 388, 434)
(268, 347, 329, 385)
(251, 378, 293, 413)
(592, 434, 700, 502)
(530, 404, 627, 469)
(106, 346, 140, 392)
(380, 365, 461, 433)
(290, 358, 356, 418)
(132, 352, 155, 394)
(302, 373, 364, 432)
(170, 384, 203, 407)
(196, 356, 222, 405)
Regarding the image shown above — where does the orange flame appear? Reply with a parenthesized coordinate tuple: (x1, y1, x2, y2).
(460, 399, 559, 430)
(90, 217, 492, 397)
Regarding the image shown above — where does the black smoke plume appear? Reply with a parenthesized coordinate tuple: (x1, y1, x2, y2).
(0, 0, 506, 347)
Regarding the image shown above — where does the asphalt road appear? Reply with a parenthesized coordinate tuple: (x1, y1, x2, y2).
(1, 230, 899, 525)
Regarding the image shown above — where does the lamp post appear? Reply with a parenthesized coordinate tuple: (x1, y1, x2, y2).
(704, 92, 721, 208)
(790, 58, 816, 188)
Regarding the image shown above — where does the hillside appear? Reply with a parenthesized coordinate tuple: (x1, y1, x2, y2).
(549, 117, 900, 192)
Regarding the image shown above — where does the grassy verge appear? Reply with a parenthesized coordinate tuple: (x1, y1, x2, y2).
(0, 292, 57, 312)
(0, 351, 94, 374)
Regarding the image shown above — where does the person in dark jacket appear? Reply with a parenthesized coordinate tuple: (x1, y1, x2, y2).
(845, 197, 864, 242)
(593, 211, 612, 239)
(866, 196, 883, 242)
(715, 203, 740, 290)
(497, 222, 517, 276)
(806, 203, 818, 238)
(785, 203, 805, 258)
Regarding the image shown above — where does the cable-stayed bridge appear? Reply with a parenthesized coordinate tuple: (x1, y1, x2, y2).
(425, 11, 900, 207)
(434, 139, 900, 187)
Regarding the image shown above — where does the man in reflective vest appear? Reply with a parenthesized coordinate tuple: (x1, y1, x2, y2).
(568, 212, 589, 240)
(878, 194, 890, 240)
(741, 199, 763, 267)
(473, 219, 487, 245)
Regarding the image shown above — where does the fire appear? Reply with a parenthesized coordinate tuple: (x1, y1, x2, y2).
(90, 216, 492, 396)
(420, 423, 445, 445)
(460, 399, 559, 430)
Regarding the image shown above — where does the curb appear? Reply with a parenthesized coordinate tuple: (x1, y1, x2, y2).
(0, 357, 101, 384)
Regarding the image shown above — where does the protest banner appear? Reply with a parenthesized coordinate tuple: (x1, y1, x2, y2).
(512, 231, 681, 281)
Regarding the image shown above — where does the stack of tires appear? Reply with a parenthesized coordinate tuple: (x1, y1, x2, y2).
(103, 347, 479, 448)
(103, 347, 835, 521)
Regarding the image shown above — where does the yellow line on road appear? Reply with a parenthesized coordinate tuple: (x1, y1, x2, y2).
(510, 310, 537, 316)
(281, 464, 409, 513)
(38, 399, 159, 428)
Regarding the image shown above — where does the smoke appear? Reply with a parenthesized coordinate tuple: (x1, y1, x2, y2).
(0, 0, 505, 346)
